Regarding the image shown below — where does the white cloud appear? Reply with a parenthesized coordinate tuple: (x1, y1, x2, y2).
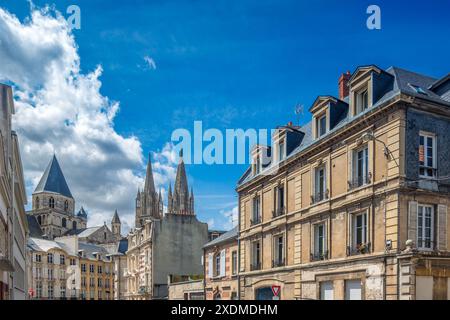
(220, 206, 238, 230)
(0, 7, 148, 234)
(143, 55, 156, 70)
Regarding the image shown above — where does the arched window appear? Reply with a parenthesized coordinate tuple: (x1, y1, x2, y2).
(104, 232, 107, 240)
(36, 197, 40, 209)
(49, 197, 55, 208)
(72, 221, 77, 230)
(62, 218, 67, 228)
(64, 200, 69, 212)
(37, 216, 41, 225)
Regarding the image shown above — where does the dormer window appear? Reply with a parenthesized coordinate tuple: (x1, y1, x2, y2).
(355, 88, 369, 115)
(316, 114, 327, 138)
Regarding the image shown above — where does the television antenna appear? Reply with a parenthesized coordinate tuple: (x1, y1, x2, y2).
(294, 103, 304, 126)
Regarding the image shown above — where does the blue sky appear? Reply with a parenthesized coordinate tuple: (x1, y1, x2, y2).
(1, 0, 450, 231)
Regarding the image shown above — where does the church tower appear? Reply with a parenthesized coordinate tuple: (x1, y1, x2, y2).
(168, 150, 195, 215)
(111, 209, 121, 238)
(135, 154, 163, 227)
(29, 155, 87, 239)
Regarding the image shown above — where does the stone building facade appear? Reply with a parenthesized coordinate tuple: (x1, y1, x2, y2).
(125, 153, 209, 300)
(0, 84, 28, 300)
(204, 226, 239, 300)
(27, 235, 116, 300)
(236, 65, 450, 300)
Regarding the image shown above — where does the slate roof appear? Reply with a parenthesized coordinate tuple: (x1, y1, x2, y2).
(27, 215, 43, 238)
(34, 155, 73, 198)
(78, 242, 111, 260)
(64, 226, 102, 237)
(27, 237, 76, 256)
(237, 65, 450, 187)
(101, 238, 128, 255)
(204, 226, 238, 249)
(111, 210, 121, 224)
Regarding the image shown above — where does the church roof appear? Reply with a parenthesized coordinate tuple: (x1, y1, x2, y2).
(64, 226, 102, 237)
(112, 210, 121, 223)
(27, 215, 44, 238)
(34, 155, 73, 198)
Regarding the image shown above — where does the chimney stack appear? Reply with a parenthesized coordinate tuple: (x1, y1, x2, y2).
(338, 71, 351, 100)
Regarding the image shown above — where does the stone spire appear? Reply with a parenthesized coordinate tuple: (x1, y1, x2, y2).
(168, 149, 194, 215)
(111, 209, 121, 238)
(135, 154, 162, 227)
(144, 153, 155, 194)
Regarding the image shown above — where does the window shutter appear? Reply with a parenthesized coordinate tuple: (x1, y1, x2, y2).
(220, 250, 226, 276)
(208, 253, 213, 278)
(437, 205, 447, 251)
(408, 201, 418, 245)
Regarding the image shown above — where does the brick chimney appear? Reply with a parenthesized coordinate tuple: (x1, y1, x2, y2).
(338, 71, 351, 100)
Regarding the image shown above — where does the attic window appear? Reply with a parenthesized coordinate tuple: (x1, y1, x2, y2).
(316, 114, 327, 138)
(409, 84, 428, 95)
(355, 89, 369, 115)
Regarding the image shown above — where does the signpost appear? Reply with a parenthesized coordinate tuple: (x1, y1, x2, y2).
(271, 285, 281, 300)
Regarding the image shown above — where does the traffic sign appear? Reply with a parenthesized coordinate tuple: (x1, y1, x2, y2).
(271, 285, 281, 297)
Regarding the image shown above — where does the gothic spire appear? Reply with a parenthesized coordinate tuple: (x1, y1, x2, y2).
(144, 153, 156, 194)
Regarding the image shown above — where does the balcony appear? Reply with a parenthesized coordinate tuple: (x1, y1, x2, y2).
(310, 250, 329, 262)
(348, 174, 371, 190)
(347, 242, 371, 256)
(271, 259, 285, 268)
(272, 207, 285, 218)
(311, 190, 329, 204)
(250, 262, 261, 271)
(250, 217, 261, 226)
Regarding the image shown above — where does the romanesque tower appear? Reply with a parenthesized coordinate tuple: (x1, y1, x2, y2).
(28, 155, 87, 239)
(135, 154, 163, 227)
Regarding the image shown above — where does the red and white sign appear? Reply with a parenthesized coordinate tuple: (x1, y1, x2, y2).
(271, 285, 281, 297)
(28, 288, 34, 297)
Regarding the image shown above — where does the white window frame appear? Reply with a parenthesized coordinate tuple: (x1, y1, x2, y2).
(317, 114, 327, 138)
(314, 223, 327, 257)
(278, 139, 286, 162)
(352, 211, 368, 249)
(419, 132, 437, 178)
(314, 166, 326, 201)
(356, 88, 369, 115)
(417, 204, 434, 250)
(352, 145, 369, 186)
(252, 197, 261, 223)
(252, 240, 261, 267)
(273, 234, 284, 265)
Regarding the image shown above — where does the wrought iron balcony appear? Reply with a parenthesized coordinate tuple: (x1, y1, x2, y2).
(250, 216, 261, 226)
(250, 262, 261, 271)
(348, 174, 371, 190)
(347, 242, 371, 256)
(311, 190, 329, 204)
(310, 250, 329, 262)
(272, 207, 285, 218)
(272, 259, 285, 268)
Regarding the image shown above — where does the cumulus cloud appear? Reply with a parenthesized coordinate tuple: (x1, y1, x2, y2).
(0, 7, 148, 234)
(220, 206, 238, 230)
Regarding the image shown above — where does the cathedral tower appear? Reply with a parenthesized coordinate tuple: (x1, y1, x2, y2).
(135, 154, 163, 227)
(168, 150, 195, 215)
